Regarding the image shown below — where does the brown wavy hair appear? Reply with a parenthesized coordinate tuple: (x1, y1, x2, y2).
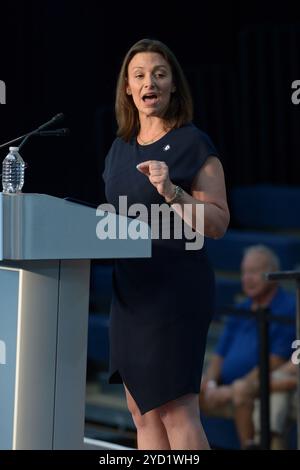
(115, 38, 193, 141)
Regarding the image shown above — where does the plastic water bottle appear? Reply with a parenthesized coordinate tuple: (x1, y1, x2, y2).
(2, 147, 25, 193)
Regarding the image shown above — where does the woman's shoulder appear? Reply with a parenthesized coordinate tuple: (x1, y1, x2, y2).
(106, 136, 132, 159)
(174, 122, 219, 156)
(112, 135, 136, 150)
(171, 122, 211, 143)
(109, 136, 125, 150)
(177, 122, 215, 142)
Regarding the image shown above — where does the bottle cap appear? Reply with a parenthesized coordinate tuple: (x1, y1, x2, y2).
(9, 146, 19, 151)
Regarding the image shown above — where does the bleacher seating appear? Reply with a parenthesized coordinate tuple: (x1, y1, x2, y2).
(230, 184, 300, 230)
(214, 277, 241, 316)
(202, 184, 300, 449)
(87, 184, 300, 449)
(87, 263, 113, 366)
(201, 415, 241, 449)
(206, 230, 300, 271)
(89, 263, 113, 314)
(206, 184, 300, 272)
(87, 313, 110, 366)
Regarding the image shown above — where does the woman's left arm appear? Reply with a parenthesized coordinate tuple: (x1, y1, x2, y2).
(192, 156, 230, 238)
(166, 156, 230, 238)
(137, 156, 230, 239)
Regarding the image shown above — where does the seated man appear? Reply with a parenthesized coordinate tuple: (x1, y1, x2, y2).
(200, 245, 296, 448)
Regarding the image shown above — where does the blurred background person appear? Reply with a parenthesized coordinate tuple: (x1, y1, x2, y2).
(200, 245, 296, 448)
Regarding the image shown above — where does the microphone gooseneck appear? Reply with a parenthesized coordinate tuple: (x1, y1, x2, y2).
(0, 113, 66, 150)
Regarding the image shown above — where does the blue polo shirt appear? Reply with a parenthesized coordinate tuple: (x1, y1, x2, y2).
(215, 287, 296, 385)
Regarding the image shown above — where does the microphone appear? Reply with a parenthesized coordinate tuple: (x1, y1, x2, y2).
(0, 116, 68, 183)
(36, 113, 65, 131)
(0, 113, 66, 150)
(18, 113, 65, 150)
(36, 128, 70, 137)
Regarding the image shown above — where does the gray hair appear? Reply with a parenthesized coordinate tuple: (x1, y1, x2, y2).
(243, 245, 280, 272)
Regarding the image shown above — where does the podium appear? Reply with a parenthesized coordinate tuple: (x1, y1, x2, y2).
(0, 193, 151, 450)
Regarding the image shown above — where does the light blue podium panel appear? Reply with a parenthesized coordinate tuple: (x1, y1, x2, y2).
(0, 193, 151, 449)
(0, 267, 21, 449)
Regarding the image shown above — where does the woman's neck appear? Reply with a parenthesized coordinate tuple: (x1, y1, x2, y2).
(138, 117, 170, 145)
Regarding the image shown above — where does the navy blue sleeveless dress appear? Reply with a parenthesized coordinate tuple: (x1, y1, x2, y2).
(102, 122, 219, 415)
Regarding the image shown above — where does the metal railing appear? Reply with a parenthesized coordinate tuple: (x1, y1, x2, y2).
(219, 303, 296, 449)
(266, 271, 300, 450)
